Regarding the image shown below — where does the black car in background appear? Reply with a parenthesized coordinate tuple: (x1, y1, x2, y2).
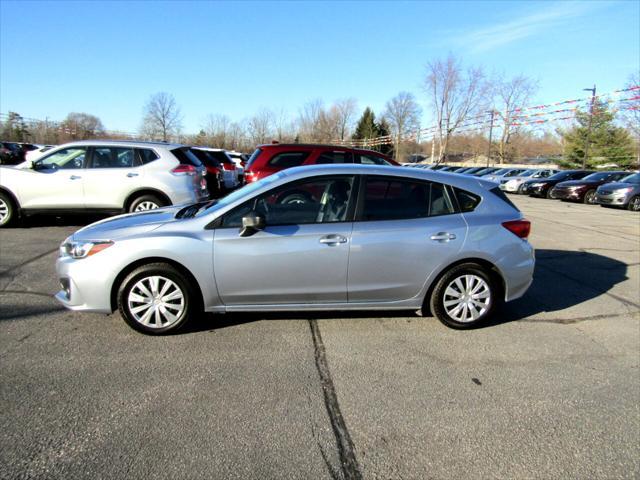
(522, 170, 593, 198)
(0, 142, 26, 165)
(551, 171, 630, 204)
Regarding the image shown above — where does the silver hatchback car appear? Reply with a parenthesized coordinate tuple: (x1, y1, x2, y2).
(55, 165, 534, 334)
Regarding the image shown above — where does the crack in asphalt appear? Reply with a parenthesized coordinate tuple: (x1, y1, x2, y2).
(0, 247, 59, 277)
(308, 319, 363, 480)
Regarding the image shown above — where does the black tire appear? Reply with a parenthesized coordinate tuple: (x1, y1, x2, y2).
(129, 194, 166, 213)
(517, 184, 525, 194)
(583, 189, 597, 205)
(429, 263, 500, 329)
(628, 195, 640, 212)
(0, 191, 16, 228)
(546, 187, 557, 199)
(117, 263, 197, 335)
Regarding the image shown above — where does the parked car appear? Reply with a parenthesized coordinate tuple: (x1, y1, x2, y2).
(55, 164, 534, 334)
(189, 148, 225, 197)
(482, 168, 526, 183)
(470, 167, 500, 177)
(193, 147, 240, 190)
(551, 171, 630, 204)
(499, 169, 559, 194)
(522, 170, 593, 198)
(595, 172, 640, 211)
(0, 140, 208, 227)
(244, 144, 398, 183)
(0, 142, 25, 165)
(225, 151, 246, 183)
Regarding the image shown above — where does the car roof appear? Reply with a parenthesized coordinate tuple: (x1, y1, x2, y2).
(59, 139, 184, 149)
(279, 163, 497, 190)
(256, 143, 390, 155)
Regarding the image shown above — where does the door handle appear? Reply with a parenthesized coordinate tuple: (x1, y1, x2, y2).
(69, 175, 82, 180)
(319, 234, 348, 246)
(127, 173, 139, 177)
(430, 232, 456, 242)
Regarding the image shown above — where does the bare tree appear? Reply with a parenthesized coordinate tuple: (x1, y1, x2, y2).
(247, 108, 274, 145)
(202, 113, 231, 147)
(493, 75, 539, 163)
(140, 92, 182, 141)
(424, 54, 487, 162)
(297, 99, 325, 142)
(61, 112, 105, 140)
(333, 98, 358, 140)
(383, 92, 422, 161)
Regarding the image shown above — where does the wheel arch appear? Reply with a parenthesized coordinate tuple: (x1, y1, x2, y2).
(110, 257, 204, 313)
(422, 257, 506, 313)
(123, 189, 172, 211)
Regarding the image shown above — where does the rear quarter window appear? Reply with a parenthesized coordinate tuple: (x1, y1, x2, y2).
(452, 187, 481, 212)
(136, 149, 159, 165)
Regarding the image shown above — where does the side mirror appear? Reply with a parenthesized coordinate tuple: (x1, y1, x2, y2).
(240, 212, 265, 237)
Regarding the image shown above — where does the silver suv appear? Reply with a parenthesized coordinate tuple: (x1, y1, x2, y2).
(0, 140, 209, 226)
(55, 164, 534, 334)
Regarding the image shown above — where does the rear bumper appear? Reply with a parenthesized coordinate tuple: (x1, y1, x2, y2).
(498, 242, 535, 302)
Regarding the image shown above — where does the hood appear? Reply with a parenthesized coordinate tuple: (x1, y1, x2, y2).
(72, 206, 183, 241)
(597, 181, 639, 191)
(556, 180, 599, 188)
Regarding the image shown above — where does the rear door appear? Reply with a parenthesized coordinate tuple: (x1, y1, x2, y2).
(348, 176, 467, 303)
(82, 146, 143, 208)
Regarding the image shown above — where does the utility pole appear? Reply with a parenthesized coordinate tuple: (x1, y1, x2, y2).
(486, 109, 495, 167)
(582, 85, 597, 169)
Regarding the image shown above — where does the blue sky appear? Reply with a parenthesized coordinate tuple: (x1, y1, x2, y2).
(1, 0, 638, 133)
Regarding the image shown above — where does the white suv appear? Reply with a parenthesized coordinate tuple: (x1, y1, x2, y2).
(0, 140, 209, 227)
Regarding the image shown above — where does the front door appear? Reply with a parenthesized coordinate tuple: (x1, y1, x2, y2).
(22, 146, 87, 209)
(213, 175, 356, 305)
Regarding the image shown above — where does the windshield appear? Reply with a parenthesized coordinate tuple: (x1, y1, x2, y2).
(620, 173, 640, 184)
(548, 171, 576, 181)
(196, 171, 287, 217)
(519, 169, 536, 177)
(503, 169, 524, 177)
(490, 168, 509, 175)
(583, 172, 618, 181)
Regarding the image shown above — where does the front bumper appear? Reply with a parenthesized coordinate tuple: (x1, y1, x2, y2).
(527, 184, 548, 197)
(552, 187, 585, 201)
(596, 192, 631, 206)
(54, 253, 117, 313)
(500, 182, 521, 193)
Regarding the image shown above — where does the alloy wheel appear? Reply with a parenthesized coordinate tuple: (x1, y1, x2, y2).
(585, 191, 597, 204)
(630, 196, 640, 212)
(127, 276, 185, 328)
(0, 198, 9, 225)
(443, 274, 491, 323)
(134, 201, 160, 211)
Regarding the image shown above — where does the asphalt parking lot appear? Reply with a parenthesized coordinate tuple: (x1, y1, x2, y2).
(1, 196, 638, 480)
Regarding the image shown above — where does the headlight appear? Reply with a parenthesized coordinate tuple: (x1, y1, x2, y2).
(615, 187, 634, 194)
(60, 238, 114, 259)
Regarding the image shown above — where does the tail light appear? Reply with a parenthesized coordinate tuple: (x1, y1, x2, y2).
(221, 162, 234, 171)
(245, 171, 257, 183)
(207, 166, 220, 175)
(502, 219, 531, 239)
(171, 164, 196, 175)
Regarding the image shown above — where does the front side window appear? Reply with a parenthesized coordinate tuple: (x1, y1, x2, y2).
(36, 147, 87, 170)
(316, 151, 350, 164)
(361, 178, 453, 221)
(91, 147, 136, 168)
(221, 176, 355, 227)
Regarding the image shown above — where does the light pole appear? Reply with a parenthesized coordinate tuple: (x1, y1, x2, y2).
(582, 85, 596, 169)
(486, 109, 495, 167)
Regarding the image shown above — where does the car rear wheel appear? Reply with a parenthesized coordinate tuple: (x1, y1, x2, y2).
(429, 263, 498, 329)
(129, 194, 165, 213)
(118, 263, 196, 334)
(584, 190, 597, 204)
(628, 195, 640, 212)
(0, 192, 16, 228)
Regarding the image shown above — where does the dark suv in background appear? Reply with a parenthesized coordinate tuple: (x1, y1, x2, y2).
(551, 171, 630, 204)
(244, 144, 398, 183)
(522, 170, 593, 198)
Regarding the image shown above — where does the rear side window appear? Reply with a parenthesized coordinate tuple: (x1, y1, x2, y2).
(91, 147, 136, 168)
(316, 151, 350, 164)
(171, 148, 202, 167)
(452, 187, 481, 212)
(191, 149, 221, 168)
(361, 178, 453, 221)
(268, 151, 310, 168)
(137, 149, 159, 165)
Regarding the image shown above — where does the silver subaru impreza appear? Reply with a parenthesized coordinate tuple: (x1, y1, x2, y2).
(55, 164, 534, 334)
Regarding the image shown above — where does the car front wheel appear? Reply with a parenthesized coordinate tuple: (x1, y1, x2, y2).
(117, 263, 196, 334)
(429, 263, 499, 329)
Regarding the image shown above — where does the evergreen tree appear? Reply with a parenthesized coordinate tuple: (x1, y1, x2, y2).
(376, 118, 393, 156)
(1, 112, 30, 142)
(352, 107, 379, 140)
(560, 100, 634, 167)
